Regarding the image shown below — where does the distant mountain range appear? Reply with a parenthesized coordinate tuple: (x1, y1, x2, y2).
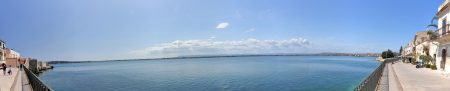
(48, 53, 380, 64)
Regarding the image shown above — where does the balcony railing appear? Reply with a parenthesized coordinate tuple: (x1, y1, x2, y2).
(23, 66, 53, 91)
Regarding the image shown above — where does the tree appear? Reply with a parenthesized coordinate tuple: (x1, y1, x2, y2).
(399, 46, 403, 56)
(382, 49, 395, 58)
(427, 30, 439, 40)
(420, 55, 433, 65)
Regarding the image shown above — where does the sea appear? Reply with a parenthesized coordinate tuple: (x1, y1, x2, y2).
(39, 56, 379, 91)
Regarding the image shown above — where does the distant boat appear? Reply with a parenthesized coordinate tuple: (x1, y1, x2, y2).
(376, 57, 385, 61)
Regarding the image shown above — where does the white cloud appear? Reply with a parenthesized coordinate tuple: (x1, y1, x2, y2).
(244, 28, 256, 33)
(216, 22, 229, 29)
(208, 36, 216, 40)
(130, 37, 310, 58)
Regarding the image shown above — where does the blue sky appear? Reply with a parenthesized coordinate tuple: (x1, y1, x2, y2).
(0, 0, 443, 61)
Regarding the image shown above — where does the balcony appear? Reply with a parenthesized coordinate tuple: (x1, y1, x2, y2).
(437, 32, 450, 45)
(437, 28, 445, 36)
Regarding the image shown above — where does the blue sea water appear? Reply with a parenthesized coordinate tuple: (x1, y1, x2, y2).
(39, 56, 379, 91)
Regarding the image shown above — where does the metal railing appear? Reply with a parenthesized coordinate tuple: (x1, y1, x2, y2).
(354, 58, 398, 91)
(23, 66, 53, 91)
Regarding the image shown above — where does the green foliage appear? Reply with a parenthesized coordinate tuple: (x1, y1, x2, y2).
(425, 64, 431, 68)
(381, 49, 395, 58)
(427, 30, 439, 40)
(411, 57, 417, 65)
(420, 55, 433, 64)
(399, 46, 403, 55)
(431, 65, 438, 70)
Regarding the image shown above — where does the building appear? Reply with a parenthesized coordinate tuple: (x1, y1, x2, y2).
(414, 32, 430, 46)
(37, 61, 42, 71)
(4, 48, 20, 59)
(0, 39, 5, 63)
(4, 48, 21, 67)
(401, 0, 450, 71)
(403, 41, 415, 57)
(407, 31, 439, 63)
(435, 0, 450, 71)
(26, 58, 38, 73)
(413, 32, 430, 57)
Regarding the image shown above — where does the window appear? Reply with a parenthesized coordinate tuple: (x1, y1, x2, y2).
(443, 18, 447, 35)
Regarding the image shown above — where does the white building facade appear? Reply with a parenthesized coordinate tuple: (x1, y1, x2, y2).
(4, 48, 20, 59)
(435, 0, 450, 71)
(0, 40, 5, 63)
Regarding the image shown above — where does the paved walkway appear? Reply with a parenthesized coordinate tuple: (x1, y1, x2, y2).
(0, 68, 20, 91)
(377, 61, 403, 91)
(391, 62, 450, 91)
(387, 62, 404, 91)
(377, 63, 389, 91)
(20, 69, 32, 91)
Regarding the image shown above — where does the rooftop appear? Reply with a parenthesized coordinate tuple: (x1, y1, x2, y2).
(414, 31, 430, 45)
(437, 0, 450, 16)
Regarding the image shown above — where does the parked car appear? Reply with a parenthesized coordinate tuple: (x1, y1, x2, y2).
(416, 61, 424, 68)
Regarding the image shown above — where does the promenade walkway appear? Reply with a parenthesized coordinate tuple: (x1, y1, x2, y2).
(390, 61, 450, 91)
(377, 63, 389, 91)
(0, 68, 20, 91)
(18, 69, 32, 91)
(0, 67, 33, 91)
(377, 61, 403, 91)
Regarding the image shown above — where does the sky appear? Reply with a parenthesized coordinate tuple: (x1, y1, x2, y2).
(0, 0, 444, 61)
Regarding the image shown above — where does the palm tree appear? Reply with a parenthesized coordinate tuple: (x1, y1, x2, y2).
(428, 16, 438, 29)
(427, 16, 439, 40)
(427, 30, 439, 40)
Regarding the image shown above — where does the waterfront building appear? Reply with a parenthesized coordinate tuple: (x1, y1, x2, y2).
(413, 31, 439, 63)
(27, 58, 38, 73)
(19, 57, 26, 64)
(402, 28, 440, 69)
(430, 42, 439, 63)
(403, 42, 415, 57)
(38, 61, 42, 70)
(4, 48, 20, 59)
(412, 32, 435, 61)
(39, 61, 50, 70)
(438, 0, 450, 36)
(4, 48, 21, 67)
(0, 39, 5, 63)
(435, 0, 450, 71)
(414, 32, 430, 46)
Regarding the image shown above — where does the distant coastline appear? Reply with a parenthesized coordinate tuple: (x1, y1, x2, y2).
(48, 53, 380, 64)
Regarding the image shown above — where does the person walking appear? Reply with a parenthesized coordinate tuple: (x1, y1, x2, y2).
(1, 63, 6, 75)
(8, 65, 12, 75)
